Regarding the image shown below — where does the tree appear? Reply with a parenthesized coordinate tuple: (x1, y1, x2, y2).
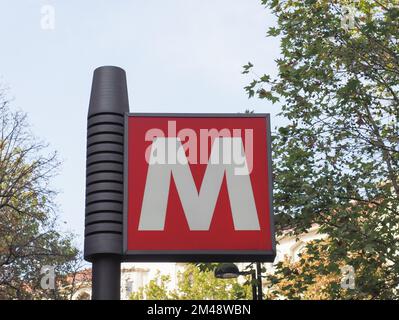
(244, 0, 399, 299)
(0, 86, 81, 299)
(267, 239, 354, 299)
(130, 272, 173, 300)
(130, 264, 251, 300)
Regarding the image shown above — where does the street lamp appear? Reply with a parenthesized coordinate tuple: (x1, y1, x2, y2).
(214, 263, 263, 300)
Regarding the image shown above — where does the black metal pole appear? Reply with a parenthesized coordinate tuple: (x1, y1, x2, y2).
(84, 66, 130, 300)
(250, 270, 257, 300)
(256, 262, 263, 300)
(92, 255, 121, 300)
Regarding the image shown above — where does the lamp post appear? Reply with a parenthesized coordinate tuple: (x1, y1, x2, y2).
(84, 66, 129, 300)
(214, 263, 263, 300)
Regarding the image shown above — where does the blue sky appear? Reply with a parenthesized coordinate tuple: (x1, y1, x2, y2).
(0, 0, 281, 248)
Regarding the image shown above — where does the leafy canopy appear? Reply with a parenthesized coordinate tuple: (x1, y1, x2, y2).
(245, 0, 399, 299)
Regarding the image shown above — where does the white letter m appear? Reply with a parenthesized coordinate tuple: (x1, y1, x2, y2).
(138, 137, 260, 231)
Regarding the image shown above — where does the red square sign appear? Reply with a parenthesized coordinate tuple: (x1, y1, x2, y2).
(124, 114, 275, 262)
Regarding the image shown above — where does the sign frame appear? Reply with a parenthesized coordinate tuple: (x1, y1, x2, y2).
(122, 113, 276, 262)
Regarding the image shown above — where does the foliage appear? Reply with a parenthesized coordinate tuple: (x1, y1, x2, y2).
(130, 264, 251, 300)
(131, 272, 172, 300)
(267, 238, 372, 299)
(0, 87, 82, 299)
(245, 0, 399, 299)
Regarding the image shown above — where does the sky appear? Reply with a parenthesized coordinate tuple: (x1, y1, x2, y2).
(0, 0, 281, 249)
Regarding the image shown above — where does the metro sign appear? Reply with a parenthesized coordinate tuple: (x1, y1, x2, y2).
(123, 114, 275, 262)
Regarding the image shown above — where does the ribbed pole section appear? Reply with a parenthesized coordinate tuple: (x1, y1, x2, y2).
(84, 66, 129, 300)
